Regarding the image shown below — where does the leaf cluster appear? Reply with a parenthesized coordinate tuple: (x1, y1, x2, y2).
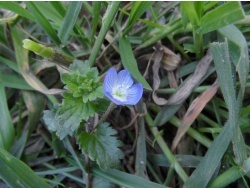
(61, 60, 103, 102)
(43, 60, 105, 139)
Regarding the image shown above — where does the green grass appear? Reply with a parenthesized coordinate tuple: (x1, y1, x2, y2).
(0, 1, 250, 188)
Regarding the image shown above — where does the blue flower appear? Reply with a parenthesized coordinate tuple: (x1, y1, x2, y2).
(103, 68, 143, 105)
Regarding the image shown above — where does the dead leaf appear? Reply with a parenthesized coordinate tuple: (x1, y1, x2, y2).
(161, 46, 181, 71)
(167, 70, 179, 88)
(152, 45, 168, 105)
(171, 79, 219, 151)
(167, 49, 213, 105)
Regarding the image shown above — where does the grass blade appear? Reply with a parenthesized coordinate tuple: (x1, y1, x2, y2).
(58, 2, 82, 46)
(25, 2, 62, 47)
(89, 2, 121, 66)
(32, 2, 63, 25)
(0, 2, 35, 21)
(0, 147, 51, 188)
(135, 102, 147, 178)
(49, 1, 66, 17)
(123, 2, 153, 35)
(23, 91, 46, 134)
(184, 41, 239, 188)
(171, 80, 219, 151)
(92, 167, 167, 188)
(11, 26, 59, 103)
(91, 2, 102, 43)
(218, 25, 249, 165)
(137, 19, 183, 50)
(198, 2, 245, 34)
(180, 2, 200, 26)
(0, 78, 14, 150)
(218, 24, 249, 98)
(1, 73, 33, 90)
(119, 36, 152, 90)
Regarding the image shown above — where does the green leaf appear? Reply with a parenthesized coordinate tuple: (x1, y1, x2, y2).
(77, 122, 124, 169)
(0, 2, 35, 21)
(49, 1, 66, 17)
(61, 60, 103, 102)
(0, 78, 14, 150)
(123, 2, 153, 35)
(92, 167, 167, 188)
(180, 2, 200, 27)
(1, 72, 33, 90)
(43, 93, 97, 140)
(0, 147, 51, 188)
(92, 177, 114, 188)
(184, 40, 240, 188)
(11, 27, 58, 104)
(25, 2, 62, 47)
(30, 2, 63, 25)
(119, 36, 152, 90)
(58, 2, 82, 45)
(0, 55, 19, 73)
(89, 2, 121, 66)
(218, 24, 249, 99)
(218, 25, 248, 165)
(210, 40, 236, 112)
(194, 1, 204, 19)
(197, 2, 245, 34)
(136, 18, 183, 50)
(23, 91, 46, 134)
(91, 2, 102, 43)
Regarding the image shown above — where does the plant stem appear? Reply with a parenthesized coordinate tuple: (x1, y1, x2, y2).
(146, 113, 188, 182)
(136, 19, 183, 50)
(193, 30, 203, 59)
(93, 102, 116, 131)
(164, 165, 175, 186)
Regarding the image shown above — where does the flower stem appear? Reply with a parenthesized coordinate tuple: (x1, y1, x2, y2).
(93, 102, 116, 131)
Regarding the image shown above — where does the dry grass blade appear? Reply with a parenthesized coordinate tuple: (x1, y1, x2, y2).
(171, 79, 219, 151)
(20, 51, 65, 95)
(167, 49, 213, 105)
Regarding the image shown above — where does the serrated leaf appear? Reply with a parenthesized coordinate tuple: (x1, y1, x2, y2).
(43, 93, 97, 140)
(69, 60, 91, 75)
(61, 60, 103, 102)
(77, 122, 124, 169)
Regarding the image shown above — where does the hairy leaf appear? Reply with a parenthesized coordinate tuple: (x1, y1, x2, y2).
(77, 122, 124, 169)
(61, 60, 103, 102)
(43, 93, 97, 140)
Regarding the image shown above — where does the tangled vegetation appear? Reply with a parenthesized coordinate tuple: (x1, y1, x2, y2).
(0, 1, 250, 188)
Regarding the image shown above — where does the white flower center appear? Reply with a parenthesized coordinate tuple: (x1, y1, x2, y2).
(111, 84, 129, 102)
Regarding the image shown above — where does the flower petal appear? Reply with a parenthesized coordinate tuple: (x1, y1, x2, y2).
(117, 69, 133, 88)
(103, 68, 117, 94)
(104, 92, 124, 105)
(125, 83, 143, 105)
